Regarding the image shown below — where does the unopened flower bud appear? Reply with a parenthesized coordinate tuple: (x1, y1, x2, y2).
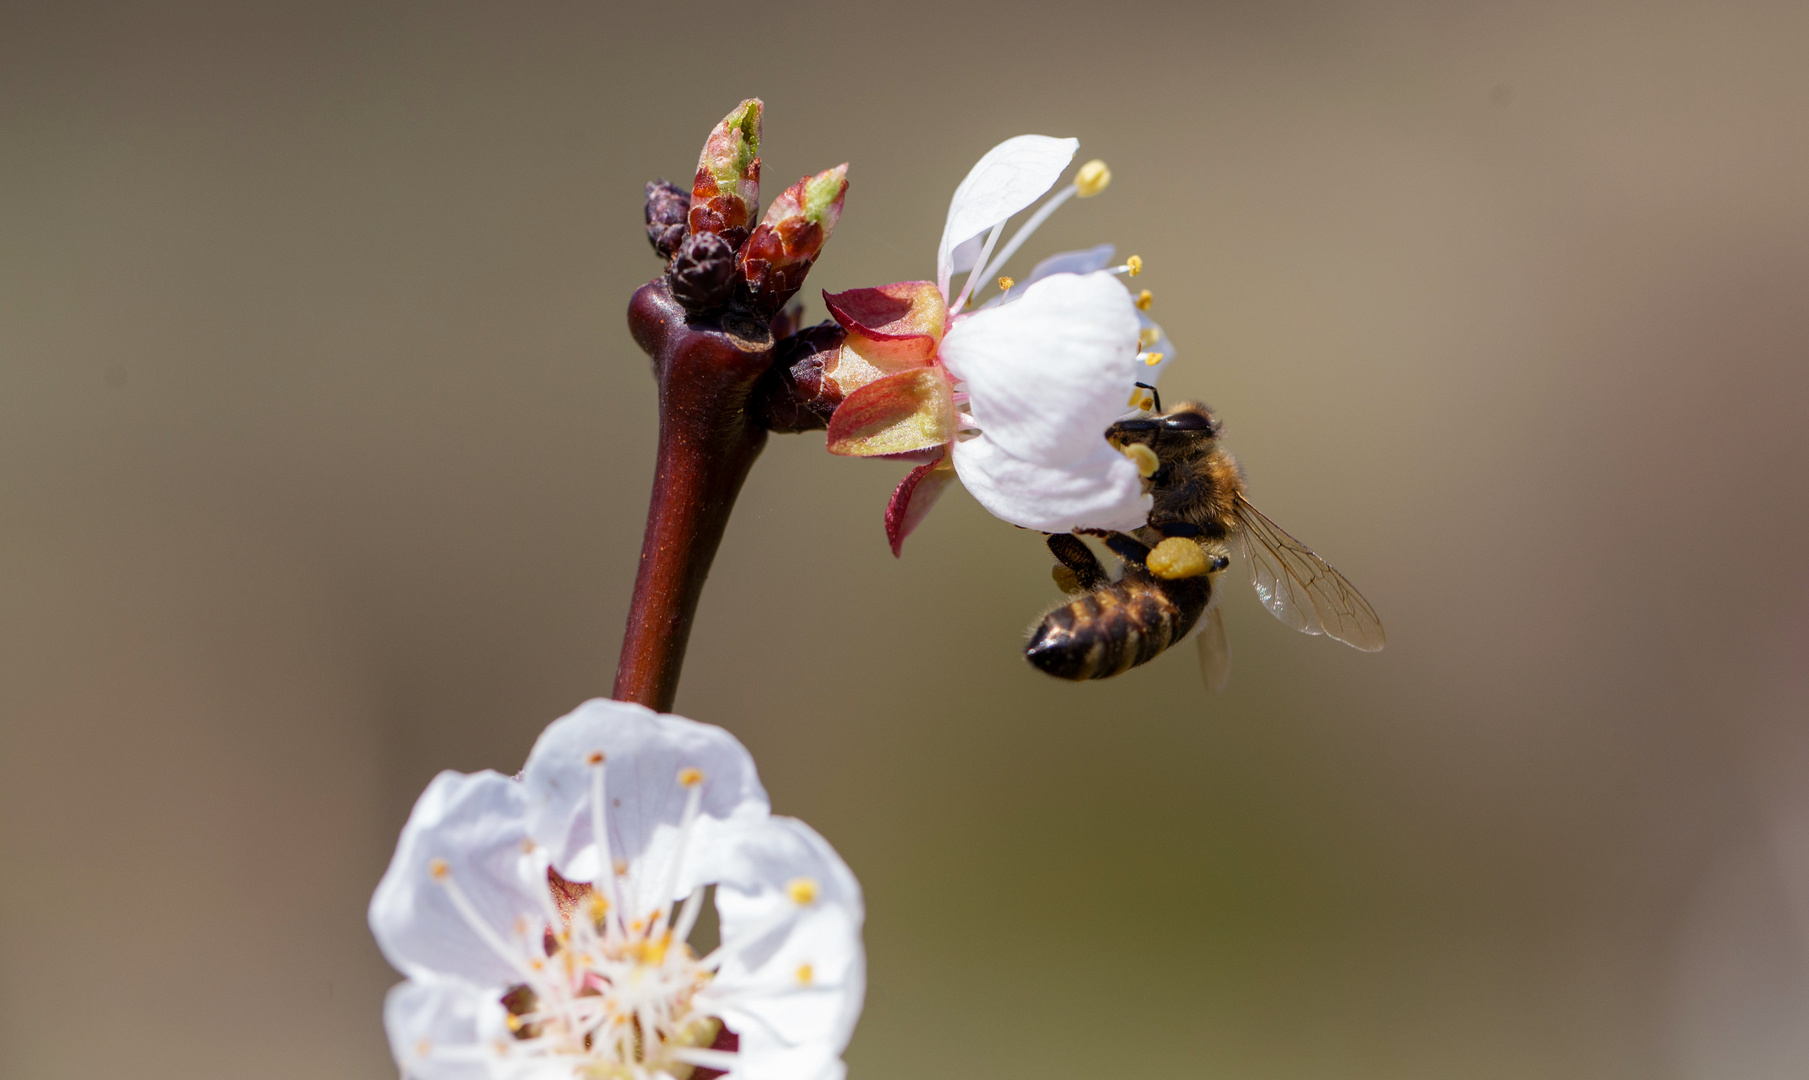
(644, 179, 691, 259)
(689, 99, 762, 251)
(737, 164, 848, 317)
(668, 231, 737, 312)
(756, 320, 848, 432)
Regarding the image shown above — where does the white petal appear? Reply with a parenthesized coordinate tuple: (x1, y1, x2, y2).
(951, 433, 1151, 533)
(520, 699, 769, 915)
(383, 978, 508, 1080)
(369, 771, 546, 987)
(947, 232, 985, 277)
(1027, 242, 1118, 283)
(941, 271, 1140, 466)
(936, 135, 1078, 295)
(730, 1038, 847, 1080)
(707, 818, 865, 1056)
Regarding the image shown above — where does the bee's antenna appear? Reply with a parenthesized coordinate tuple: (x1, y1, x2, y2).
(1134, 381, 1161, 413)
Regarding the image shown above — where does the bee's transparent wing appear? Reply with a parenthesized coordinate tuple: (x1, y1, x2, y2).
(1235, 495, 1385, 652)
(1195, 604, 1232, 692)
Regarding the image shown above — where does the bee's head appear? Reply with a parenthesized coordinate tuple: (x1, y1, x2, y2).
(1106, 401, 1221, 452)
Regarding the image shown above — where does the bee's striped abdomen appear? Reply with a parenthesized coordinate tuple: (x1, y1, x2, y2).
(1024, 574, 1210, 681)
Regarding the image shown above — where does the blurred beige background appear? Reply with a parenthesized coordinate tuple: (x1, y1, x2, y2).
(5, 1, 1809, 1077)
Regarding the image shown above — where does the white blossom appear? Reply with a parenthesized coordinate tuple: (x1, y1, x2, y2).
(370, 699, 863, 1080)
(821, 135, 1175, 549)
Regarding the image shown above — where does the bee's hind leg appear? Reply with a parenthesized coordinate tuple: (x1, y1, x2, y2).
(1047, 533, 1109, 590)
(1077, 529, 1153, 569)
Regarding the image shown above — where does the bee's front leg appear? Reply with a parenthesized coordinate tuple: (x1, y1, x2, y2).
(1046, 533, 1110, 590)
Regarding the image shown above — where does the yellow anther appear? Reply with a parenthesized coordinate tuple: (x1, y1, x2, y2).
(1143, 352, 1165, 367)
(1128, 390, 1144, 408)
(586, 751, 605, 766)
(1147, 537, 1211, 580)
(1074, 159, 1112, 197)
(429, 858, 451, 881)
(786, 877, 820, 905)
(1139, 327, 1160, 347)
(520, 838, 536, 853)
(613, 858, 629, 877)
(1122, 443, 1160, 478)
(529, 958, 545, 971)
(415, 1038, 433, 1057)
(795, 963, 815, 986)
(1136, 289, 1153, 310)
(1051, 564, 1081, 594)
(678, 766, 704, 787)
(997, 276, 1014, 291)
(1126, 255, 1143, 276)
(505, 1014, 523, 1033)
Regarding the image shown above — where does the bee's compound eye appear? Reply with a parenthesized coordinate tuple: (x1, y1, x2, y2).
(1161, 411, 1214, 431)
(1112, 419, 1158, 433)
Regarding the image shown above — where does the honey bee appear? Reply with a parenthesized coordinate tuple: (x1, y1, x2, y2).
(1024, 400, 1384, 686)
(1024, 530, 1232, 681)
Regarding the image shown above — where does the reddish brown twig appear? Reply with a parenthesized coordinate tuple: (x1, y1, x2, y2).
(615, 100, 850, 711)
(613, 279, 846, 711)
(614, 281, 774, 711)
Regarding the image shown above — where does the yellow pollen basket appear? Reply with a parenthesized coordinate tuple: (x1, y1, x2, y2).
(1074, 159, 1111, 197)
(1147, 537, 1211, 580)
(786, 877, 820, 905)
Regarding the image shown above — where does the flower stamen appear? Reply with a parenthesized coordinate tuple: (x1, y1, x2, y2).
(967, 157, 1112, 299)
(429, 865, 541, 981)
(672, 1047, 741, 1071)
(587, 752, 626, 934)
(950, 221, 1006, 313)
(653, 768, 706, 938)
(1073, 159, 1111, 197)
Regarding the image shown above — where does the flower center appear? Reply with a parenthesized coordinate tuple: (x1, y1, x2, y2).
(424, 755, 821, 1079)
(497, 870, 726, 1080)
